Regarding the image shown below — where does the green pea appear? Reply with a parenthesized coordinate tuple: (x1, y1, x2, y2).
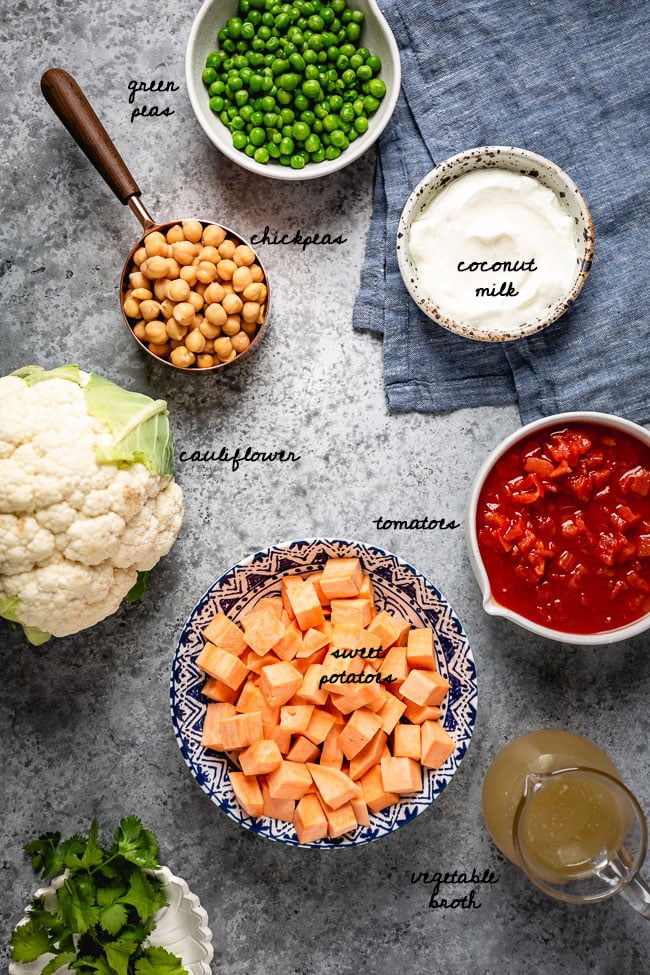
(260, 94, 275, 111)
(253, 146, 270, 163)
(312, 118, 323, 133)
(240, 66, 253, 83)
(220, 110, 229, 125)
(226, 16, 243, 37)
(352, 97, 365, 116)
(245, 144, 256, 157)
(227, 105, 239, 119)
(281, 124, 293, 137)
(250, 110, 264, 125)
(349, 53, 363, 70)
(250, 73, 264, 91)
(268, 142, 282, 158)
(233, 130, 248, 149)
(263, 111, 278, 126)
(341, 69, 355, 86)
(351, 9, 365, 24)
(241, 21, 255, 40)
(292, 120, 310, 140)
(294, 92, 309, 111)
(209, 79, 225, 96)
(248, 51, 264, 66)
(290, 153, 305, 169)
(272, 129, 283, 143)
(276, 88, 291, 104)
(262, 74, 275, 91)
(310, 147, 326, 162)
(249, 0, 266, 9)
(262, 11, 274, 25)
(231, 114, 246, 129)
(339, 103, 354, 123)
(346, 22, 361, 41)
(267, 35, 280, 51)
(280, 106, 295, 123)
(331, 0, 345, 13)
(202, 67, 217, 85)
(301, 79, 321, 100)
(314, 101, 328, 118)
(206, 51, 221, 68)
(304, 133, 320, 152)
(249, 126, 266, 145)
(366, 54, 381, 73)
(289, 52, 305, 71)
(276, 12, 290, 30)
(222, 38, 236, 52)
(323, 113, 340, 131)
(271, 57, 289, 74)
(368, 78, 386, 99)
(354, 114, 368, 133)
(280, 136, 295, 153)
(329, 128, 348, 147)
(356, 64, 372, 82)
(239, 0, 250, 12)
(340, 42, 355, 58)
(363, 94, 379, 112)
(304, 48, 318, 64)
(209, 96, 225, 113)
(327, 45, 339, 62)
(325, 145, 341, 159)
(307, 13, 324, 30)
(279, 72, 299, 90)
(258, 24, 271, 40)
(342, 9, 352, 23)
(288, 26, 303, 44)
(348, 127, 359, 141)
(235, 89, 249, 106)
(300, 109, 315, 125)
(240, 104, 254, 120)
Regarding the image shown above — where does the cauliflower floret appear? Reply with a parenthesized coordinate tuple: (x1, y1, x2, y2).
(0, 369, 184, 640)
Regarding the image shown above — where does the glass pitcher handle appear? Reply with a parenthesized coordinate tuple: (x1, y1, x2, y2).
(619, 873, 650, 919)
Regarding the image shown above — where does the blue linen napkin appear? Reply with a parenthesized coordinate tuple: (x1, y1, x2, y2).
(354, 0, 650, 424)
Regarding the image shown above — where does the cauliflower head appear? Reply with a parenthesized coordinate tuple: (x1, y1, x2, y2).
(0, 365, 184, 643)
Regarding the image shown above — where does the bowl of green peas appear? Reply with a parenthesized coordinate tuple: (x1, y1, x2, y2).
(186, 0, 400, 178)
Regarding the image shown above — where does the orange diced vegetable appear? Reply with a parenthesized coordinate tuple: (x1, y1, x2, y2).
(379, 645, 409, 684)
(338, 708, 383, 760)
(330, 597, 373, 628)
(360, 765, 399, 813)
(393, 723, 421, 759)
(421, 721, 456, 769)
(307, 763, 360, 810)
(280, 704, 314, 735)
(239, 738, 283, 776)
(197, 644, 249, 690)
(294, 793, 329, 843)
(318, 557, 363, 599)
(219, 711, 264, 750)
(400, 669, 450, 707)
(406, 628, 436, 670)
(202, 613, 247, 655)
(403, 701, 444, 724)
(202, 676, 238, 704)
(309, 571, 330, 606)
(241, 605, 286, 655)
(260, 661, 303, 707)
(273, 619, 303, 661)
(349, 729, 387, 780)
(320, 725, 345, 769)
(297, 627, 331, 657)
(201, 702, 236, 750)
(229, 772, 264, 818)
(377, 694, 407, 734)
(287, 735, 321, 763)
(322, 800, 358, 838)
(261, 781, 295, 822)
(367, 611, 408, 649)
(296, 664, 328, 706)
(286, 579, 325, 631)
(245, 650, 280, 674)
(263, 722, 292, 755)
(351, 796, 371, 827)
(267, 760, 313, 800)
(380, 755, 422, 794)
(304, 708, 337, 745)
(250, 596, 284, 620)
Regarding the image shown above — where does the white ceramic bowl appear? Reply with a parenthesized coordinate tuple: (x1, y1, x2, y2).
(186, 0, 400, 180)
(9, 867, 213, 975)
(397, 146, 595, 342)
(467, 411, 650, 645)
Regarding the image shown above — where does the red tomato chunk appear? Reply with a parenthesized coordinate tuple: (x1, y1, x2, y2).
(477, 423, 650, 633)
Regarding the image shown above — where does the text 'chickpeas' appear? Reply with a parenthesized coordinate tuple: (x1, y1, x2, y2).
(122, 222, 268, 369)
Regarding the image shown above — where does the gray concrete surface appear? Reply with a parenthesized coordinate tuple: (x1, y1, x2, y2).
(1, 2, 648, 973)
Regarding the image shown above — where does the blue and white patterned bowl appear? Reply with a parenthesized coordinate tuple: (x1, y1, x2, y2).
(170, 538, 478, 847)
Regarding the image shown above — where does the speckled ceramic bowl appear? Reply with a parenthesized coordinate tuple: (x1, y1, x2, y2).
(397, 146, 594, 342)
(186, 0, 400, 180)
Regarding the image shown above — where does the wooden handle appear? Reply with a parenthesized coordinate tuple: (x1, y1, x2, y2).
(41, 67, 140, 205)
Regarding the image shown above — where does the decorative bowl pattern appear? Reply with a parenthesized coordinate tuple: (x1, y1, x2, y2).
(397, 145, 595, 342)
(9, 867, 213, 975)
(170, 538, 477, 847)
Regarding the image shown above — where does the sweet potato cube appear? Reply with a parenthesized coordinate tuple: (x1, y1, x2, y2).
(297, 627, 330, 658)
(400, 669, 451, 707)
(245, 650, 280, 674)
(263, 722, 292, 755)
(403, 701, 444, 724)
(273, 619, 302, 661)
(367, 611, 409, 649)
(329, 624, 370, 654)
(307, 763, 360, 810)
(349, 729, 387, 780)
(297, 664, 328, 706)
(393, 723, 421, 760)
(360, 765, 399, 813)
(219, 711, 264, 750)
(318, 557, 363, 599)
(260, 661, 303, 707)
(249, 596, 284, 620)
(236, 682, 278, 724)
(359, 574, 376, 615)
(202, 613, 247, 655)
(378, 694, 407, 734)
(381, 756, 422, 795)
(329, 684, 378, 714)
(286, 579, 325, 631)
(322, 801, 358, 839)
(406, 628, 437, 670)
(197, 644, 249, 690)
(287, 735, 321, 763)
(261, 781, 295, 822)
(239, 738, 283, 776)
(330, 598, 373, 628)
(241, 605, 286, 655)
(201, 702, 236, 750)
(351, 796, 371, 827)
(267, 760, 313, 800)
(309, 571, 330, 606)
(294, 794, 329, 844)
(338, 708, 382, 760)
(229, 772, 264, 818)
(379, 645, 409, 685)
(280, 704, 314, 735)
(304, 708, 337, 745)
(281, 575, 304, 619)
(202, 677, 238, 704)
(320, 725, 345, 769)
(421, 721, 456, 769)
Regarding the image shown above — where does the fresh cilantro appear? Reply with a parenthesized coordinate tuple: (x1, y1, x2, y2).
(11, 819, 188, 975)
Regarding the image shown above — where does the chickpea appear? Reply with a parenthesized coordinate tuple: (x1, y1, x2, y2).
(231, 331, 250, 353)
(192, 314, 204, 328)
(160, 298, 176, 319)
(202, 224, 226, 247)
(123, 295, 140, 318)
(145, 320, 168, 344)
(196, 261, 218, 284)
(144, 231, 168, 257)
(166, 318, 187, 341)
(138, 299, 160, 321)
(167, 278, 191, 302)
(185, 328, 207, 353)
(232, 265, 253, 292)
(233, 244, 256, 267)
(223, 292, 243, 316)
(250, 263, 264, 282)
(133, 320, 147, 341)
(131, 287, 153, 301)
(153, 278, 170, 300)
(188, 291, 204, 312)
(195, 282, 207, 297)
(166, 224, 185, 244)
(196, 354, 215, 369)
(204, 339, 215, 353)
(148, 341, 171, 357)
(257, 283, 268, 303)
(166, 257, 181, 279)
(179, 265, 198, 287)
(242, 301, 260, 323)
(214, 336, 234, 361)
(129, 270, 148, 290)
(170, 346, 196, 368)
(216, 259, 237, 280)
(242, 282, 262, 302)
(223, 316, 241, 337)
(172, 241, 197, 266)
(204, 281, 226, 304)
(242, 319, 258, 336)
(173, 302, 195, 327)
(199, 318, 221, 339)
(198, 245, 221, 264)
(218, 239, 236, 260)
(222, 282, 235, 295)
(205, 302, 227, 326)
(182, 220, 204, 243)
(140, 255, 169, 279)
(133, 246, 147, 266)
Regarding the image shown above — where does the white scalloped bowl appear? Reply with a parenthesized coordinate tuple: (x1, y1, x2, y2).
(9, 867, 213, 975)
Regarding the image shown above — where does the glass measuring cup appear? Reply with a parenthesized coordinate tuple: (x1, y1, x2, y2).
(40, 68, 270, 371)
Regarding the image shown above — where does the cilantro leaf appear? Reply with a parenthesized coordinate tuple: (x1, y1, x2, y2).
(104, 940, 136, 975)
(99, 903, 128, 937)
(82, 819, 105, 870)
(113, 816, 160, 870)
(59, 834, 90, 870)
(10, 918, 52, 963)
(58, 878, 100, 934)
(24, 833, 63, 878)
(74, 957, 116, 975)
(118, 870, 166, 921)
(96, 882, 126, 908)
(42, 951, 78, 975)
(135, 946, 189, 975)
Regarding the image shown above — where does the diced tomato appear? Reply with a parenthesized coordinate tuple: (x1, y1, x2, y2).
(620, 466, 650, 497)
(524, 456, 555, 477)
(610, 579, 629, 599)
(549, 459, 572, 479)
(567, 563, 590, 590)
(597, 532, 626, 567)
(505, 474, 542, 504)
(567, 473, 593, 501)
(615, 504, 641, 525)
(591, 469, 612, 489)
(638, 535, 650, 558)
(556, 550, 576, 571)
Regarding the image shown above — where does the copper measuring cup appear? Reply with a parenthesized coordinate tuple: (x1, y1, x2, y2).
(41, 68, 270, 371)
